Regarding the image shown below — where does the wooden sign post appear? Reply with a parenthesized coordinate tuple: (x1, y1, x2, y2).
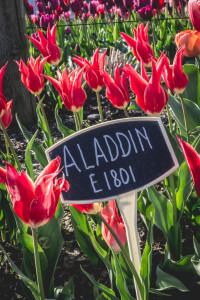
(46, 117, 179, 300)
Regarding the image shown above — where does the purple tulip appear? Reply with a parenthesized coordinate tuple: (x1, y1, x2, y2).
(123, 0, 134, 9)
(46, 2, 53, 13)
(138, 4, 153, 19)
(65, 26, 71, 35)
(40, 13, 54, 29)
(51, 0, 58, 10)
(71, 0, 83, 13)
(36, 1, 44, 12)
(32, 32, 40, 42)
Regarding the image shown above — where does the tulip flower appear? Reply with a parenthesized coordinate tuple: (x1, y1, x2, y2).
(0, 63, 12, 128)
(71, 202, 101, 214)
(101, 66, 130, 111)
(44, 68, 87, 113)
(0, 94, 12, 129)
(120, 23, 157, 67)
(26, 23, 61, 66)
(163, 47, 188, 95)
(177, 136, 200, 198)
(72, 48, 107, 92)
(0, 157, 69, 228)
(175, 30, 200, 57)
(15, 55, 48, 95)
(121, 54, 168, 116)
(101, 200, 127, 254)
(188, 0, 200, 32)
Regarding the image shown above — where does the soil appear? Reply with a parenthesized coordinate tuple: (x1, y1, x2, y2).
(0, 87, 199, 300)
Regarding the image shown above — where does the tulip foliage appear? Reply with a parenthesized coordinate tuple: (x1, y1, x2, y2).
(2, 2, 200, 299)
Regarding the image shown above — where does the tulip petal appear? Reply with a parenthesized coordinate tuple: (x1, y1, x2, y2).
(177, 136, 200, 198)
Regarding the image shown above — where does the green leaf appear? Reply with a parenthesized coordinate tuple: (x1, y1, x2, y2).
(137, 190, 154, 229)
(16, 114, 48, 167)
(38, 200, 64, 296)
(69, 206, 99, 265)
(54, 278, 74, 300)
(17, 232, 48, 283)
(147, 187, 173, 235)
(176, 161, 192, 220)
(36, 98, 54, 148)
(111, 249, 135, 300)
(81, 266, 119, 300)
(168, 95, 200, 136)
(90, 233, 114, 285)
(0, 244, 40, 299)
(193, 236, 200, 258)
(147, 187, 182, 260)
(140, 219, 153, 299)
(55, 104, 75, 138)
(182, 64, 200, 106)
(25, 130, 38, 181)
(156, 266, 189, 292)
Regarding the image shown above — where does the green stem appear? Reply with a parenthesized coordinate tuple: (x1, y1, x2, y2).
(168, 174, 180, 260)
(37, 95, 51, 135)
(97, 212, 144, 299)
(32, 228, 45, 300)
(166, 103, 173, 134)
(149, 21, 156, 55)
(0, 117, 22, 171)
(124, 108, 130, 118)
(3, 130, 10, 160)
(76, 112, 82, 131)
(179, 94, 190, 143)
(96, 91, 104, 123)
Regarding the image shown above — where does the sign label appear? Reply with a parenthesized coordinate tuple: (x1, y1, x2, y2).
(46, 118, 178, 203)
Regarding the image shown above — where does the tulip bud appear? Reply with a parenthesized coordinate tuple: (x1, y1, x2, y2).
(65, 26, 71, 35)
(75, 43, 80, 53)
(89, 1, 99, 15)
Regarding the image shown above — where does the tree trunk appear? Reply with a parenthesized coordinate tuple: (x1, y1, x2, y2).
(0, 0, 36, 127)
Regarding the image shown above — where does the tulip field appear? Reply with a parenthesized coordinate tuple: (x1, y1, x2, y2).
(2, 0, 200, 299)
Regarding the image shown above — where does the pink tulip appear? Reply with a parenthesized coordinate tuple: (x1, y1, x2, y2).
(71, 202, 101, 214)
(121, 54, 168, 115)
(120, 23, 157, 67)
(0, 157, 69, 228)
(101, 200, 127, 254)
(188, 0, 200, 32)
(26, 24, 61, 66)
(44, 68, 87, 113)
(101, 66, 130, 109)
(16, 56, 48, 95)
(72, 48, 107, 92)
(163, 47, 188, 95)
(177, 136, 200, 198)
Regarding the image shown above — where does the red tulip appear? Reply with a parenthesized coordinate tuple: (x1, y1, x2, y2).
(0, 63, 12, 128)
(72, 48, 107, 92)
(0, 157, 69, 228)
(101, 66, 130, 109)
(163, 47, 188, 95)
(101, 200, 127, 254)
(120, 23, 157, 67)
(121, 54, 168, 116)
(71, 202, 101, 214)
(177, 136, 200, 198)
(188, 0, 200, 32)
(44, 68, 87, 112)
(16, 56, 48, 95)
(175, 30, 200, 57)
(26, 24, 61, 66)
(0, 93, 12, 129)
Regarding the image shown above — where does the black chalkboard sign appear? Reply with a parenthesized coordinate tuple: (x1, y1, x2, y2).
(46, 117, 179, 204)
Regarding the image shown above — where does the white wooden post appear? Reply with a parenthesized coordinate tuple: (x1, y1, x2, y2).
(116, 191, 142, 300)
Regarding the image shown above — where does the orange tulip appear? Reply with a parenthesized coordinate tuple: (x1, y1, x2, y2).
(175, 30, 200, 57)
